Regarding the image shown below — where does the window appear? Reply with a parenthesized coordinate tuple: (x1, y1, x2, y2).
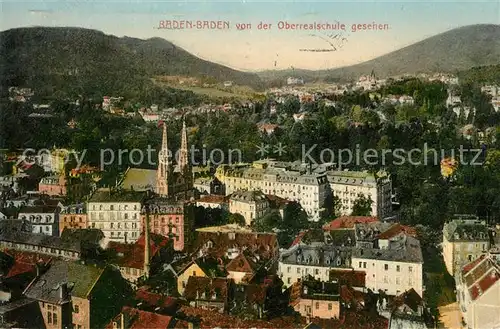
(315, 302, 319, 310)
(287, 266, 291, 273)
(47, 305, 52, 311)
(42, 302, 45, 308)
(297, 268, 300, 274)
(193, 271, 197, 276)
(384, 264, 389, 271)
(74, 305, 79, 313)
(384, 276, 388, 283)
(182, 281, 186, 288)
(408, 266, 413, 273)
(328, 303, 332, 310)
(53, 313, 58, 325)
(48, 312, 52, 324)
(287, 277, 291, 284)
(396, 277, 400, 285)
(359, 262, 362, 268)
(396, 265, 400, 272)
(315, 269, 319, 275)
(363, 262, 367, 268)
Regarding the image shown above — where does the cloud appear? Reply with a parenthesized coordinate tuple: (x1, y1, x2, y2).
(29, 9, 53, 15)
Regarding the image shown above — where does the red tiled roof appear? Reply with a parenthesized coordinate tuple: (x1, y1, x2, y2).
(226, 253, 256, 274)
(291, 230, 308, 247)
(265, 194, 290, 208)
(179, 305, 303, 329)
(105, 306, 173, 329)
(184, 277, 230, 302)
(323, 216, 378, 230)
(477, 271, 500, 297)
(107, 233, 169, 269)
(462, 255, 486, 275)
(4, 249, 52, 278)
(330, 269, 366, 288)
(135, 288, 178, 310)
(377, 223, 417, 239)
(197, 195, 227, 204)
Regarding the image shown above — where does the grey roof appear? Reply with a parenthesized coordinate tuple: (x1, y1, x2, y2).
(222, 165, 328, 186)
(88, 189, 146, 203)
(355, 222, 395, 242)
(281, 244, 352, 268)
(24, 261, 105, 304)
(230, 190, 267, 203)
(60, 203, 86, 214)
(18, 206, 58, 214)
(443, 219, 489, 242)
(351, 235, 423, 263)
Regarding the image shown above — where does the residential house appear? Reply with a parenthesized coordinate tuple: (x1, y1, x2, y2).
(442, 216, 490, 275)
(351, 222, 423, 297)
(195, 195, 228, 210)
(141, 199, 194, 251)
(455, 254, 500, 329)
(18, 205, 60, 236)
(226, 252, 265, 284)
(388, 288, 432, 329)
(289, 279, 340, 319)
(107, 232, 169, 286)
(23, 261, 128, 329)
(105, 306, 177, 329)
(59, 204, 87, 235)
(87, 188, 146, 243)
(184, 277, 231, 313)
(229, 190, 270, 226)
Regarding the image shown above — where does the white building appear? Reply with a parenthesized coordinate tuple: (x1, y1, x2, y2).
(216, 160, 329, 221)
(18, 205, 59, 236)
(229, 190, 269, 226)
(87, 188, 145, 243)
(327, 171, 392, 219)
(455, 254, 500, 329)
(287, 77, 304, 85)
(351, 222, 423, 297)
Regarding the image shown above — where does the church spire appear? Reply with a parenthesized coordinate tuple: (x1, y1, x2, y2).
(179, 118, 189, 173)
(156, 121, 171, 196)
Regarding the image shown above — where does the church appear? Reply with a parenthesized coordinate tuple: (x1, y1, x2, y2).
(119, 120, 194, 201)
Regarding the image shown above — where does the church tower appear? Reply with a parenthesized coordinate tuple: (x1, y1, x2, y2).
(156, 122, 171, 196)
(179, 118, 193, 194)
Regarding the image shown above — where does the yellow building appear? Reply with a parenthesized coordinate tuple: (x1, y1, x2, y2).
(442, 216, 490, 275)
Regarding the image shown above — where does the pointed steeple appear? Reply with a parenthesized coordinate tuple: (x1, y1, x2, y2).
(179, 118, 189, 173)
(156, 121, 171, 196)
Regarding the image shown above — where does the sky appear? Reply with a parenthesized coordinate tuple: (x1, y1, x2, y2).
(1, 0, 499, 71)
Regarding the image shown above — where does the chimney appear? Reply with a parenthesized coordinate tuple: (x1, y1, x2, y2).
(144, 206, 151, 279)
(120, 312, 125, 329)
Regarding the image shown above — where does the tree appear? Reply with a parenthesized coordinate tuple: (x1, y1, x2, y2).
(351, 194, 373, 216)
(228, 213, 246, 226)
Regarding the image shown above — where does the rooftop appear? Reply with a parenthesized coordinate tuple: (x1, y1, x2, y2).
(107, 232, 169, 269)
(443, 218, 489, 242)
(323, 216, 378, 230)
(24, 261, 105, 303)
(88, 189, 146, 203)
(351, 235, 423, 263)
(230, 190, 268, 203)
(106, 306, 174, 329)
(281, 244, 352, 268)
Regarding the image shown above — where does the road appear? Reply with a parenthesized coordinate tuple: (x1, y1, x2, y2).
(439, 302, 463, 329)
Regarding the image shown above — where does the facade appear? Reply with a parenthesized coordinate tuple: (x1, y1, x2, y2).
(229, 190, 269, 226)
(106, 306, 175, 329)
(18, 206, 59, 236)
(216, 160, 329, 220)
(351, 222, 423, 297)
(289, 279, 340, 319)
(184, 277, 230, 313)
(388, 289, 431, 329)
(140, 199, 193, 251)
(455, 255, 500, 329)
(59, 204, 87, 235)
(87, 189, 145, 243)
(442, 217, 490, 275)
(194, 177, 224, 195)
(38, 174, 67, 196)
(279, 243, 353, 288)
(326, 170, 392, 219)
(24, 261, 127, 329)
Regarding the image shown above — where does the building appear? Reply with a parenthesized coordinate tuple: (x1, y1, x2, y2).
(388, 289, 432, 329)
(141, 199, 193, 251)
(18, 205, 60, 236)
(442, 216, 490, 275)
(23, 261, 128, 329)
(278, 243, 353, 288)
(196, 195, 228, 210)
(194, 177, 224, 195)
(287, 77, 304, 85)
(106, 232, 169, 285)
(455, 254, 500, 329)
(0, 228, 104, 260)
(38, 174, 68, 196)
(351, 222, 423, 297)
(184, 277, 231, 313)
(216, 161, 329, 221)
(165, 257, 226, 296)
(59, 204, 87, 235)
(289, 279, 340, 319)
(87, 189, 145, 243)
(105, 306, 177, 329)
(229, 190, 270, 226)
(326, 170, 392, 219)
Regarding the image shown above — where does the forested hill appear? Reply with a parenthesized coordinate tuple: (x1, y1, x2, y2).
(0, 27, 263, 98)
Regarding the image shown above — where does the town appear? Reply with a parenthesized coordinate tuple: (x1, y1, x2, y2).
(1, 62, 500, 329)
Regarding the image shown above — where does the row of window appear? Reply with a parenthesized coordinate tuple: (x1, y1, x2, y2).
(91, 204, 138, 211)
(91, 213, 138, 220)
(2, 242, 78, 258)
(358, 261, 413, 273)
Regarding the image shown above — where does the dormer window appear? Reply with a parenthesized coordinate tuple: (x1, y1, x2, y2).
(228, 233, 236, 240)
(454, 233, 460, 239)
